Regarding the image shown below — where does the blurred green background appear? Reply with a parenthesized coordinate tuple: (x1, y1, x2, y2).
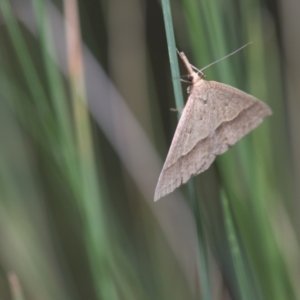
(0, 0, 299, 299)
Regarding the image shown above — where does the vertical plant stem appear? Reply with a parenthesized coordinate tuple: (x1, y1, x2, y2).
(0, 0, 54, 137)
(160, 0, 184, 111)
(161, 1, 211, 299)
(188, 181, 211, 300)
(30, 0, 78, 187)
(63, 0, 117, 299)
(221, 190, 250, 300)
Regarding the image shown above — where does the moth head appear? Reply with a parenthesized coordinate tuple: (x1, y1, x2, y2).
(188, 71, 205, 84)
(178, 51, 205, 84)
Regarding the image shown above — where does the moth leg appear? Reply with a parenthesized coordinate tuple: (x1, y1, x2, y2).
(180, 78, 190, 83)
(170, 108, 183, 114)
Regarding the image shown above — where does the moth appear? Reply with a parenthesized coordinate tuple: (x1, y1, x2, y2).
(154, 50, 272, 201)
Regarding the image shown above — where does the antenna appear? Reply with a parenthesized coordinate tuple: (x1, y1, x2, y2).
(185, 42, 252, 73)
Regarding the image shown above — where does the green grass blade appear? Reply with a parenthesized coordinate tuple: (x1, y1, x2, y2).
(30, 0, 77, 185)
(0, 0, 50, 114)
(161, 1, 211, 299)
(160, 0, 184, 111)
(63, 1, 118, 299)
(221, 190, 252, 300)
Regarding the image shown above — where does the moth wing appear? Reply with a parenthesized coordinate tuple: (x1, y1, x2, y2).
(154, 80, 272, 201)
(207, 81, 272, 155)
(154, 81, 214, 201)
